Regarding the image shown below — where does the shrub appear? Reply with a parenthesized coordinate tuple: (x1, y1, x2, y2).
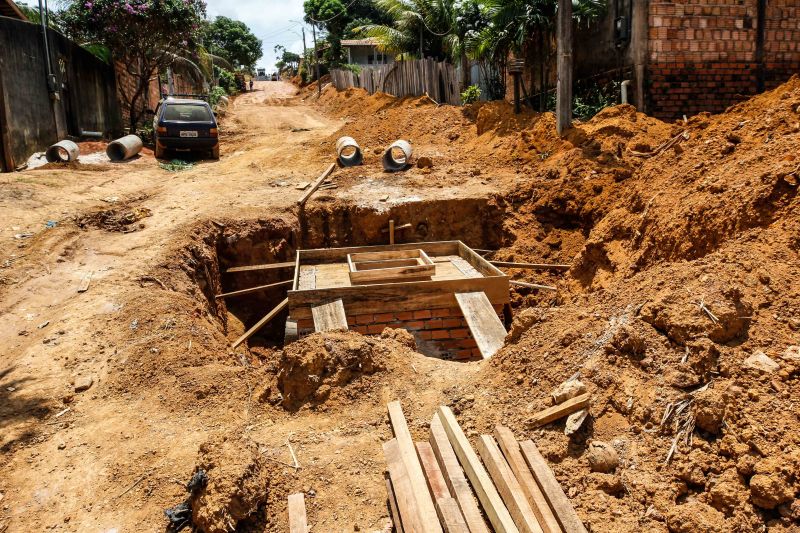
(209, 86, 228, 108)
(461, 84, 481, 105)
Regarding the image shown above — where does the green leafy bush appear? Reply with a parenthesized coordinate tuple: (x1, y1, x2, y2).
(209, 86, 228, 108)
(216, 68, 238, 95)
(461, 84, 481, 105)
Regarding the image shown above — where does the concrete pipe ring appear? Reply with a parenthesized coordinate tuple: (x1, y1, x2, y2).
(45, 140, 80, 163)
(382, 140, 412, 172)
(336, 136, 363, 167)
(106, 134, 143, 161)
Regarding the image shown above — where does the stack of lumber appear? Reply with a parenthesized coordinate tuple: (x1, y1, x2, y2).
(382, 401, 587, 533)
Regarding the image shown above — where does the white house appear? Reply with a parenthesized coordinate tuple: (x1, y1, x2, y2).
(341, 39, 394, 67)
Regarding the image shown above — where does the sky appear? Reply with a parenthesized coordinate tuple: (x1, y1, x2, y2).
(205, 0, 308, 73)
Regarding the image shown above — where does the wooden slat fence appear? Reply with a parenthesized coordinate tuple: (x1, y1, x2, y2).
(330, 59, 461, 105)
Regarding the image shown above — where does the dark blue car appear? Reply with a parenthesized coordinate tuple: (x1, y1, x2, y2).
(153, 97, 219, 160)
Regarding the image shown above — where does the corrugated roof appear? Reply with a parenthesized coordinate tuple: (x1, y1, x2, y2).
(0, 0, 27, 20)
(341, 38, 379, 47)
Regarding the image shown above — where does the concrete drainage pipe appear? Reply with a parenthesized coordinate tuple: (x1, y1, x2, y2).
(45, 140, 80, 163)
(336, 136, 363, 166)
(106, 134, 143, 161)
(382, 140, 412, 172)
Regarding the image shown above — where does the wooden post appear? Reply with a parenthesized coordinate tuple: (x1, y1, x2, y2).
(389, 219, 395, 245)
(556, 0, 573, 135)
(313, 24, 321, 97)
(631, 0, 649, 111)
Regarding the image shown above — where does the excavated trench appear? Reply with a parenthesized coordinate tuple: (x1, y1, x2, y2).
(203, 197, 512, 352)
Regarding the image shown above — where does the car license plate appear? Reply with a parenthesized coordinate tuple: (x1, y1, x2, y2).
(180, 131, 198, 137)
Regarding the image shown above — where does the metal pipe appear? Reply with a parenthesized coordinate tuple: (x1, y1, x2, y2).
(621, 79, 631, 104)
(382, 140, 412, 172)
(335, 136, 363, 166)
(106, 134, 143, 161)
(37, 0, 55, 92)
(45, 140, 79, 163)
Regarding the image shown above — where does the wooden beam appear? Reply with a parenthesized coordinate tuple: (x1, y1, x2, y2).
(494, 427, 562, 533)
(556, 0, 573, 135)
(385, 473, 406, 533)
(436, 497, 470, 533)
(510, 281, 557, 292)
(311, 299, 348, 332)
(288, 493, 308, 533)
(390, 219, 396, 245)
(298, 162, 336, 206)
(476, 435, 543, 533)
(416, 441, 450, 500)
(384, 439, 426, 533)
(297, 241, 460, 263)
(388, 402, 443, 533)
(215, 279, 292, 299)
(490, 262, 570, 271)
(528, 393, 590, 428)
(519, 440, 587, 533)
(231, 297, 288, 349)
(436, 406, 519, 533)
(455, 292, 507, 359)
(226, 262, 296, 273)
(429, 416, 489, 533)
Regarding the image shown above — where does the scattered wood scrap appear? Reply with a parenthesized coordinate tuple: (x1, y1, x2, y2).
(510, 280, 557, 292)
(528, 393, 591, 428)
(215, 279, 292, 299)
(627, 130, 690, 158)
(77, 271, 93, 293)
(455, 291, 507, 359)
(225, 261, 295, 273)
(384, 473, 406, 533)
(490, 261, 570, 271)
(298, 162, 336, 206)
(295, 181, 310, 190)
(231, 297, 288, 349)
(311, 299, 348, 332)
(287, 493, 308, 533)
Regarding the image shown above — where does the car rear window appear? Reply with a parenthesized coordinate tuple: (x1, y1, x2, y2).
(163, 104, 212, 122)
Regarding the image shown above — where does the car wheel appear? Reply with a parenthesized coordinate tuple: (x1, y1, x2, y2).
(211, 145, 220, 160)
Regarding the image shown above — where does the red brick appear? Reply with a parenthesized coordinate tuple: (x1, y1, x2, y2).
(418, 330, 433, 340)
(424, 319, 444, 330)
(413, 310, 432, 319)
(297, 319, 314, 330)
(355, 314, 373, 325)
(395, 311, 414, 321)
(431, 308, 452, 318)
(404, 321, 425, 330)
(431, 329, 449, 340)
(448, 328, 470, 340)
(374, 312, 394, 322)
(367, 324, 386, 334)
(441, 318, 463, 329)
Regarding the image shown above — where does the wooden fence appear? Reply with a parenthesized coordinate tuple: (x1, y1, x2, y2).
(330, 59, 461, 106)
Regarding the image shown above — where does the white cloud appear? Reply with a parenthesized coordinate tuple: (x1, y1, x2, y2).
(205, 0, 308, 72)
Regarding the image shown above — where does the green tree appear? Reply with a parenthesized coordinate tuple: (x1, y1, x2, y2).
(304, 0, 348, 65)
(204, 16, 263, 71)
(63, 0, 206, 131)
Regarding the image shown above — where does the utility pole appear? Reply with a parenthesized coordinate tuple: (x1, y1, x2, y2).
(302, 26, 308, 59)
(556, 0, 573, 135)
(312, 24, 321, 97)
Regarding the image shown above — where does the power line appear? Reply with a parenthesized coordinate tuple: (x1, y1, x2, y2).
(305, 0, 358, 24)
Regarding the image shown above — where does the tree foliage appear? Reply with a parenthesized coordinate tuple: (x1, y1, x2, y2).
(204, 16, 263, 71)
(63, 0, 206, 131)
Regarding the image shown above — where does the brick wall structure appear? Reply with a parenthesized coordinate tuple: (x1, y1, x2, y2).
(296, 305, 506, 360)
(647, 0, 800, 119)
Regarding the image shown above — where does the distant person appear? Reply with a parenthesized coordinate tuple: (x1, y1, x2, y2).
(249, 79, 254, 91)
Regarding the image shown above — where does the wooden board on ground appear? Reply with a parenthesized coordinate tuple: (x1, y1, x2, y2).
(298, 162, 336, 206)
(388, 402, 443, 533)
(490, 261, 570, 270)
(288, 493, 308, 533)
(385, 473, 405, 533)
(215, 279, 293, 299)
(311, 299, 348, 332)
(528, 393, 591, 428)
(519, 440, 588, 533)
(77, 271, 93, 293)
(231, 297, 288, 349)
(226, 261, 296, 273)
(455, 292, 507, 359)
(429, 416, 489, 533)
(416, 441, 450, 500)
(494, 426, 562, 533)
(295, 181, 310, 190)
(384, 438, 426, 533)
(436, 497, 470, 533)
(436, 406, 519, 533)
(476, 435, 543, 533)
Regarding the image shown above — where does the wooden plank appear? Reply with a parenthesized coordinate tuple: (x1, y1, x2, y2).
(436, 497, 470, 533)
(388, 402, 443, 533)
(295, 181, 310, 190)
(231, 297, 288, 349)
(429, 416, 489, 533)
(416, 441, 450, 500)
(311, 299, 348, 332)
(458, 242, 505, 277)
(226, 261, 296, 273)
(476, 435, 543, 533)
(384, 439, 426, 533)
(455, 292, 507, 359)
(215, 279, 292, 299)
(77, 272, 93, 293)
(436, 406, 519, 533)
(385, 473, 406, 533)
(350, 249, 425, 262)
(494, 427, 562, 533)
(292, 250, 301, 290)
(288, 493, 308, 533)
(350, 264, 435, 284)
(297, 241, 461, 263)
(519, 440, 587, 533)
(288, 276, 508, 320)
(298, 162, 336, 206)
(528, 393, 591, 428)
(490, 262, 570, 271)
(510, 281, 557, 292)
(355, 258, 421, 269)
